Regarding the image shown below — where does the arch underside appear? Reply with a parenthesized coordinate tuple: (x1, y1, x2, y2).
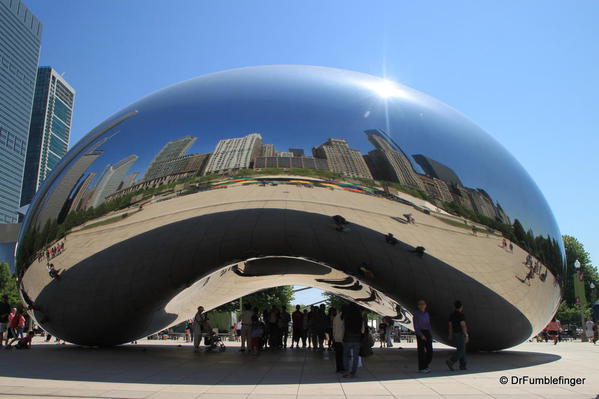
(21, 184, 560, 350)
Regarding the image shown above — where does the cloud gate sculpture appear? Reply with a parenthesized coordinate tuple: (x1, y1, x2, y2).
(17, 65, 564, 350)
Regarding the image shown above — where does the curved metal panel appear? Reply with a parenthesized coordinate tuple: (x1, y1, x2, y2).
(17, 66, 563, 350)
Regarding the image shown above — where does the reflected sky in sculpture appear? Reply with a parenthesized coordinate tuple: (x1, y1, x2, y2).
(18, 66, 564, 349)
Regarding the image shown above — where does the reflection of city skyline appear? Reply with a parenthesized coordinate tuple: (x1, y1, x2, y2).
(68, 129, 511, 228)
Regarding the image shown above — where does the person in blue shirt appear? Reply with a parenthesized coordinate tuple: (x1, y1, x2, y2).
(413, 299, 433, 373)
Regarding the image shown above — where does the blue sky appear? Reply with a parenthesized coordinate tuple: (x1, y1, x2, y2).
(26, 0, 599, 304)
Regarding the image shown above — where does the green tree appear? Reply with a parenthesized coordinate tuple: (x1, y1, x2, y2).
(562, 235, 597, 306)
(556, 302, 591, 328)
(322, 292, 350, 310)
(214, 286, 295, 313)
(0, 262, 21, 309)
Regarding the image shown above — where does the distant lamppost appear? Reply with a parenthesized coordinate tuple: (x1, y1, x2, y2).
(574, 259, 588, 342)
(591, 282, 596, 303)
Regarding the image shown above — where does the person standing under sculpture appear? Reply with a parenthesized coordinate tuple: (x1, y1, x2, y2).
(301, 308, 309, 348)
(192, 306, 206, 352)
(279, 306, 291, 348)
(414, 300, 433, 373)
(342, 303, 365, 378)
(331, 308, 344, 373)
(240, 304, 253, 352)
(291, 305, 303, 348)
(268, 306, 280, 349)
(446, 300, 468, 371)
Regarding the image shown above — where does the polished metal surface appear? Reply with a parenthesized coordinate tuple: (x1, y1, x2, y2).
(17, 65, 564, 350)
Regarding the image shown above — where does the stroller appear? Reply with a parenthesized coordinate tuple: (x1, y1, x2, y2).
(204, 329, 226, 352)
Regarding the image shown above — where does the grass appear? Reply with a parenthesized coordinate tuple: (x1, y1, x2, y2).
(80, 213, 129, 231)
(434, 215, 486, 233)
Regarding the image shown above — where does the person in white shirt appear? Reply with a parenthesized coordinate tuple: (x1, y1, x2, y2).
(240, 304, 254, 352)
(331, 308, 345, 373)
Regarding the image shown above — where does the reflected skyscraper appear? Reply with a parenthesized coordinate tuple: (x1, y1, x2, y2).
(89, 155, 138, 208)
(365, 129, 423, 190)
(21, 67, 75, 206)
(69, 172, 96, 213)
(34, 150, 101, 227)
(254, 155, 329, 170)
(312, 138, 372, 179)
(0, 0, 42, 223)
(204, 133, 262, 174)
(413, 154, 463, 187)
(260, 143, 275, 157)
(144, 136, 196, 181)
(289, 148, 305, 157)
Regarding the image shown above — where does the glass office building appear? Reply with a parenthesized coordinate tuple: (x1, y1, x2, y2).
(0, 0, 42, 223)
(21, 67, 75, 206)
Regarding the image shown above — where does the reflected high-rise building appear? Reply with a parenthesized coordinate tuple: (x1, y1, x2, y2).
(21, 67, 76, 206)
(364, 129, 423, 190)
(89, 155, 138, 208)
(0, 0, 42, 223)
(147, 153, 209, 179)
(34, 150, 102, 227)
(204, 133, 262, 175)
(144, 136, 196, 181)
(467, 188, 499, 220)
(69, 172, 96, 213)
(260, 143, 275, 157)
(254, 155, 329, 170)
(312, 138, 372, 179)
(412, 154, 463, 187)
(289, 148, 304, 157)
(121, 172, 139, 190)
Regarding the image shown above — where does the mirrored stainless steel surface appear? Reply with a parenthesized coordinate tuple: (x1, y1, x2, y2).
(17, 65, 564, 350)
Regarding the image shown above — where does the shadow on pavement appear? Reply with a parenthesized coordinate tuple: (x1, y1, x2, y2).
(0, 343, 561, 384)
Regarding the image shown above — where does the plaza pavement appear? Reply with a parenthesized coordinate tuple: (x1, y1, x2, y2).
(0, 338, 597, 399)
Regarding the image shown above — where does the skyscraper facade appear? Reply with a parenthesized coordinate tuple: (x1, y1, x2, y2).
(204, 133, 262, 175)
(312, 138, 372, 179)
(89, 155, 138, 208)
(412, 154, 463, 187)
(0, 0, 42, 223)
(289, 148, 305, 157)
(260, 143, 275, 157)
(143, 136, 196, 181)
(364, 129, 424, 190)
(21, 67, 75, 206)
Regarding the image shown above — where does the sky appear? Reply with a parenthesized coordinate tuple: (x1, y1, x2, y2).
(25, 0, 599, 304)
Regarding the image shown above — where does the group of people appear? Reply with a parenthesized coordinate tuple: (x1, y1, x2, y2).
(190, 298, 471, 377)
(521, 253, 548, 284)
(539, 317, 598, 345)
(237, 304, 333, 352)
(0, 295, 34, 350)
(37, 241, 65, 263)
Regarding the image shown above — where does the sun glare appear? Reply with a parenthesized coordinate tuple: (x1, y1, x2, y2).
(364, 79, 405, 99)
